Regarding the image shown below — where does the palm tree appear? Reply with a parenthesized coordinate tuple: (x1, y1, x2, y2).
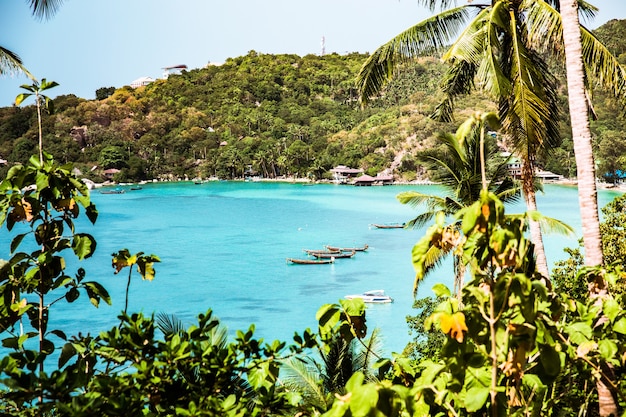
(27, 0, 64, 20)
(398, 112, 521, 297)
(356, 0, 624, 278)
(0, 46, 31, 78)
(559, 2, 619, 415)
(15, 78, 59, 163)
(281, 328, 382, 415)
(1, 1, 62, 75)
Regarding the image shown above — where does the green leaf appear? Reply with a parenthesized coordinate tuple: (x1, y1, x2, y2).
(136, 254, 160, 281)
(432, 283, 451, 298)
(41, 338, 55, 354)
(49, 329, 67, 340)
(350, 382, 379, 416)
(65, 287, 80, 303)
(58, 342, 76, 368)
(10, 233, 27, 253)
(613, 317, 626, 334)
(603, 297, 620, 322)
(465, 386, 490, 412)
(339, 298, 365, 317)
(566, 322, 592, 344)
(539, 344, 561, 376)
(72, 233, 97, 260)
(83, 281, 112, 306)
(598, 339, 618, 361)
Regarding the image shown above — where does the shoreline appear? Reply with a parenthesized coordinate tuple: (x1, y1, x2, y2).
(91, 176, 626, 192)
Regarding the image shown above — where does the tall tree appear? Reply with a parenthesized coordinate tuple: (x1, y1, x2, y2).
(357, 0, 625, 278)
(560, 1, 618, 415)
(15, 78, 59, 163)
(357, 1, 561, 277)
(398, 112, 520, 297)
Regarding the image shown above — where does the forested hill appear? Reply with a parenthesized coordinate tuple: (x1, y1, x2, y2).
(0, 19, 625, 184)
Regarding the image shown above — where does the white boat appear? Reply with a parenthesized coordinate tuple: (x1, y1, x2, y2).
(345, 290, 393, 304)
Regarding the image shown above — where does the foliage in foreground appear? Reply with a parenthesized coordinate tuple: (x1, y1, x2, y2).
(324, 191, 626, 416)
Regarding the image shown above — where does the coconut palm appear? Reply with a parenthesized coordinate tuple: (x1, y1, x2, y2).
(356, 0, 625, 278)
(281, 328, 382, 415)
(559, 1, 618, 414)
(0, 46, 30, 78)
(1, 1, 62, 76)
(398, 112, 521, 296)
(27, 0, 64, 20)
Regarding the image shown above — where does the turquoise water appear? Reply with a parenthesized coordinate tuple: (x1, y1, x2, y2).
(1, 182, 623, 356)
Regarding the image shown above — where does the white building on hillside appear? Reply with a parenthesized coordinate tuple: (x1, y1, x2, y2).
(130, 76, 155, 88)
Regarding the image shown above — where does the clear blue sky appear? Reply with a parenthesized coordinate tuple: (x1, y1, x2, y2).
(1, 0, 623, 107)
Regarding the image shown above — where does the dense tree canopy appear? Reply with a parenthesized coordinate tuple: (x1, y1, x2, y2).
(0, 21, 625, 185)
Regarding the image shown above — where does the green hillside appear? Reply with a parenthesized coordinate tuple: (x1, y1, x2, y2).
(0, 20, 625, 184)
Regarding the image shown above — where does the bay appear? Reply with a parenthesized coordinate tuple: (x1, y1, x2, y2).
(2, 181, 623, 356)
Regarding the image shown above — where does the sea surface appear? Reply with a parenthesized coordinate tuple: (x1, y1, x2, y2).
(1, 181, 623, 357)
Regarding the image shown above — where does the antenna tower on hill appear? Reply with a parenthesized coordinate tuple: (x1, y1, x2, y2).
(321, 36, 326, 56)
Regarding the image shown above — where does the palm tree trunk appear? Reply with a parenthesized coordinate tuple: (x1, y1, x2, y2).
(561, 1, 615, 415)
(560, 0, 604, 269)
(522, 160, 550, 278)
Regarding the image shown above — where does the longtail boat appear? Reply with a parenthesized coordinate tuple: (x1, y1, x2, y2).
(287, 257, 334, 265)
(325, 244, 369, 252)
(311, 250, 356, 259)
(303, 248, 341, 256)
(370, 223, 405, 229)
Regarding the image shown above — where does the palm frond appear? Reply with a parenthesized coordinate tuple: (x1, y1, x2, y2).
(355, 327, 383, 382)
(357, 6, 472, 105)
(523, 211, 575, 236)
(580, 27, 626, 106)
(280, 357, 328, 411)
(576, 0, 599, 24)
(416, 0, 464, 12)
(156, 312, 186, 337)
(405, 211, 439, 230)
(29, 0, 64, 20)
(431, 58, 477, 122)
(476, 2, 512, 97)
(413, 243, 451, 290)
(0, 46, 32, 78)
(397, 191, 447, 209)
(526, 0, 626, 110)
(501, 11, 561, 159)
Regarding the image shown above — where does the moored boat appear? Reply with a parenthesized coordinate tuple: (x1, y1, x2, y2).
(287, 257, 335, 265)
(345, 290, 393, 303)
(303, 248, 341, 256)
(311, 250, 356, 259)
(370, 223, 405, 229)
(99, 188, 125, 194)
(325, 244, 369, 252)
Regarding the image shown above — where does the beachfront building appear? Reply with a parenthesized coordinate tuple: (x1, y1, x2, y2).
(504, 153, 563, 182)
(354, 174, 376, 186)
(331, 165, 363, 183)
(353, 173, 395, 186)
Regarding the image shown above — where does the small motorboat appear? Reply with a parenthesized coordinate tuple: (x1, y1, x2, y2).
(345, 290, 393, 303)
(287, 257, 335, 265)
